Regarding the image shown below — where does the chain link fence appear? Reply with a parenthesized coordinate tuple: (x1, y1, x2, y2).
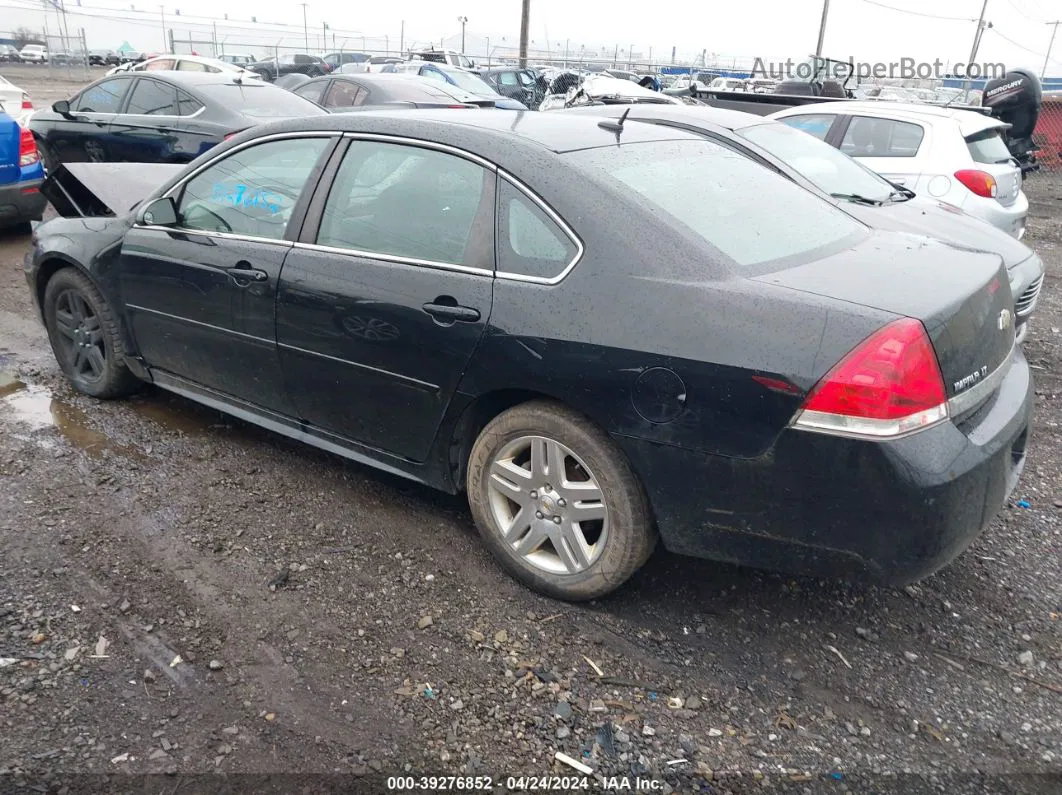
(1033, 97, 1062, 175)
(44, 31, 91, 81)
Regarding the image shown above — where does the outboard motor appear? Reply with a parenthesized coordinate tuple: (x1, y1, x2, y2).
(982, 68, 1042, 175)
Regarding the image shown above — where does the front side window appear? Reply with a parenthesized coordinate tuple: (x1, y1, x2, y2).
(126, 79, 178, 115)
(778, 114, 837, 141)
(840, 116, 924, 158)
(497, 180, 577, 280)
(73, 79, 129, 113)
(566, 139, 866, 269)
(316, 140, 493, 268)
(176, 137, 330, 240)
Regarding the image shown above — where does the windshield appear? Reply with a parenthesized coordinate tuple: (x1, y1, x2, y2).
(736, 122, 896, 203)
(437, 68, 495, 95)
(196, 83, 326, 119)
(566, 139, 865, 268)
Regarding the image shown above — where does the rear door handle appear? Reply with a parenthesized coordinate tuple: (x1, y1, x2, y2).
(230, 261, 269, 284)
(422, 300, 481, 323)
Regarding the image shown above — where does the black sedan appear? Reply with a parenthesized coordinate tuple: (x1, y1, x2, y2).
(291, 73, 496, 109)
(28, 72, 326, 171)
(479, 67, 546, 108)
(26, 111, 1031, 600)
(248, 53, 331, 82)
(89, 50, 121, 66)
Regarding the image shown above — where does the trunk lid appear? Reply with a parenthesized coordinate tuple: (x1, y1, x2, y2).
(42, 162, 184, 217)
(754, 230, 1015, 402)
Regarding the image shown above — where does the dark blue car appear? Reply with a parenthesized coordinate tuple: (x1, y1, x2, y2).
(0, 108, 46, 230)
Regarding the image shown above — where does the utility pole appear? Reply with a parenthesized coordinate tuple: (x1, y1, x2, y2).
(159, 5, 167, 52)
(322, 22, 326, 52)
(966, 0, 990, 91)
(300, 3, 309, 53)
(518, 0, 530, 68)
(1044, 21, 1060, 80)
(457, 16, 468, 54)
(400, 20, 404, 56)
(815, 0, 830, 57)
(212, 21, 217, 57)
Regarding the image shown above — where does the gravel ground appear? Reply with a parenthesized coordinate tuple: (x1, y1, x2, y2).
(2, 67, 1062, 794)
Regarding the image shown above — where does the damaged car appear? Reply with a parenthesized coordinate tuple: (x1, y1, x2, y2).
(26, 111, 1032, 600)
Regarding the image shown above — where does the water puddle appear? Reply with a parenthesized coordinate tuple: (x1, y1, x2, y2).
(0, 372, 144, 460)
(127, 394, 214, 436)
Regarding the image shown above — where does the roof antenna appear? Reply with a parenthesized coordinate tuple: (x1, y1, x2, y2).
(597, 106, 631, 136)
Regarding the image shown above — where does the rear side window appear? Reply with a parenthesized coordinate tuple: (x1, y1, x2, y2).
(840, 116, 924, 157)
(316, 140, 493, 268)
(966, 128, 1012, 164)
(323, 80, 361, 108)
(499, 72, 519, 86)
(176, 137, 330, 240)
(566, 139, 864, 269)
(126, 79, 178, 115)
(73, 79, 129, 113)
(144, 58, 175, 71)
(497, 180, 578, 280)
(294, 81, 326, 104)
(177, 90, 203, 116)
(778, 114, 837, 141)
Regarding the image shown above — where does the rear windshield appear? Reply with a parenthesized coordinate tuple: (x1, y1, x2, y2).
(736, 122, 895, 203)
(566, 139, 865, 268)
(196, 83, 326, 119)
(437, 68, 494, 95)
(966, 128, 1013, 164)
(377, 79, 458, 102)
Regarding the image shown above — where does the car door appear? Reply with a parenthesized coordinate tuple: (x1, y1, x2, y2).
(45, 76, 132, 165)
(276, 137, 496, 461)
(107, 76, 182, 163)
(118, 134, 337, 414)
(836, 115, 926, 188)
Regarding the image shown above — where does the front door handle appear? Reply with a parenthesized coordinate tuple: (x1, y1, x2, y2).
(230, 261, 268, 284)
(422, 298, 481, 324)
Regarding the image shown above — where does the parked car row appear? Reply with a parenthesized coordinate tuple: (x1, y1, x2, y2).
(24, 106, 1037, 601)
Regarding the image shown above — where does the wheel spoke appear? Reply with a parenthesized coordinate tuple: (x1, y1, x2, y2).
(569, 501, 607, 523)
(554, 520, 592, 573)
(68, 294, 86, 323)
(512, 523, 548, 556)
(561, 480, 603, 503)
(502, 505, 532, 541)
(491, 458, 532, 490)
(545, 440, 567, 484)
(72, 347, 88, 374)
(529, 437, 548, 482)
(85, 346, 106, 378)
(81, 314, 101, 332)
(55, 313, 77, 341)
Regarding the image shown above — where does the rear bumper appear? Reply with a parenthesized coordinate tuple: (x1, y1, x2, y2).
(0, 178, 46, 226)
(619, 348, 1033, 583)
(961, 191, 1029, 239)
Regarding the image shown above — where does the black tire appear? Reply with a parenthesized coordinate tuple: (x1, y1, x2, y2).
(467, 400, 656, 601)
(42, 267, 140, 399)
(35, 139, 55, 175)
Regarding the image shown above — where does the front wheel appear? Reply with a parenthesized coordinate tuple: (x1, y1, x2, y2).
(43, 268, 140, 399)
(467, 401, 656, 601)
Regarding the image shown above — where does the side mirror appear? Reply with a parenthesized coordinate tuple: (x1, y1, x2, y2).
(52, 99, 71, 115)
(139, 196, 178, 227)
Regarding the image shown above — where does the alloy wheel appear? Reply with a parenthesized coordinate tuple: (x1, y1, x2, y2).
(486, 435, 609, 575)
(53, 289, 106, 383)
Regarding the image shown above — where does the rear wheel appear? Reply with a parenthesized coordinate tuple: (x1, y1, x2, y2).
(43, 268, 140, 399)
(467, 401, 656, 601)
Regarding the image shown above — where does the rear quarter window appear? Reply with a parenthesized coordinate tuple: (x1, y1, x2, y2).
(840, 116, 924, 158)
(778, 114, 837, 141)
(566, 139, 866, 270)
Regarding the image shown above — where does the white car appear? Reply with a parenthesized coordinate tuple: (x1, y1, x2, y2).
(0, 75, 33, 126)
(19, 44, 47, 64)
(107, 54, 262, 81)
(770, 101, 1028, 239)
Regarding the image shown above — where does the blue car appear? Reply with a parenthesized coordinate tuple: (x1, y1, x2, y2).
(383, 62, 528, 110)
(0, 108, 46, 230)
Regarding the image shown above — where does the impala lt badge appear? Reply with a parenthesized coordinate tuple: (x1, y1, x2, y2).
(955, 366, 990, 393)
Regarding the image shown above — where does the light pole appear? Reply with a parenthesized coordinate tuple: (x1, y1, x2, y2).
(300, 3, 308, 53)
(965, 0, 990, 92)
(457, 16, 468, 55)
(159, 5, 167, 52)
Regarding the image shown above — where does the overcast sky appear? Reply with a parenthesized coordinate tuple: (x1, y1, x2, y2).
(4, 0, 1061, 74)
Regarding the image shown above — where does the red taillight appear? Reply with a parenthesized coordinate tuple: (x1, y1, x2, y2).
(794, 318, 948, 438)
(21, 93, 33, 111)
(18, 128, 39, 167)
(446, 104, 473, 109)
(955, 169, 997, 198)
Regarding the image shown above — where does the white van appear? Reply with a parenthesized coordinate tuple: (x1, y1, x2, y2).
(19, 44, 48, 63)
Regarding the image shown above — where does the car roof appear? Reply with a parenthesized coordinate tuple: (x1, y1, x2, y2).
(248, 108, 704, 154)
(564, 104, 768, 132)
(108, 71, 264, 87)
(775, 100, 1005, 136)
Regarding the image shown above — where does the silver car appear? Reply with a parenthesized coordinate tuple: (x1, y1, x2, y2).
(770, 101, 1029, 240)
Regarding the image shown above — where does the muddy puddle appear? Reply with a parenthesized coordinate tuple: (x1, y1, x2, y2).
(0, 372, 143, 459)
